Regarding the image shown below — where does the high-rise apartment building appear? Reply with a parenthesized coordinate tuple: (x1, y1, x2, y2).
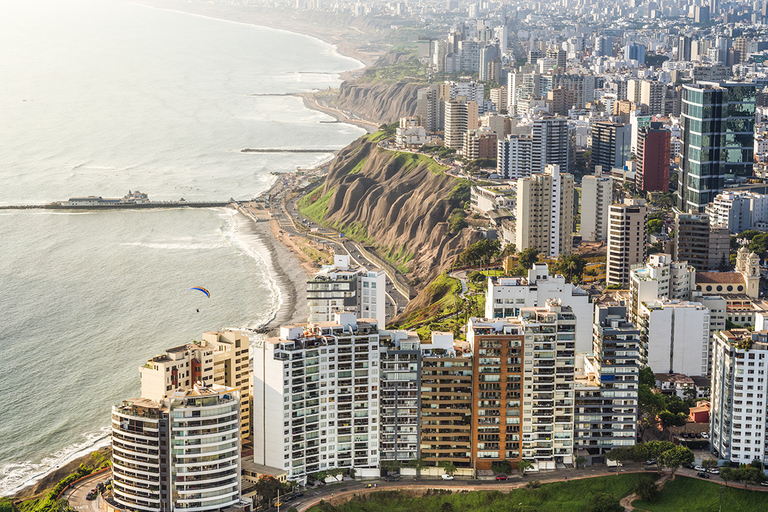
(378, 330, 421, 464)
(606, 199, 647, 286)
(532, 117, 572, 173)
(444, 99, 479, 150)
(307, 255, 386, 327)
(419, 335, 473, 468)
(677, 82, 755, 213)
(252, 314, 381, 483)
(139, 330, 251, 441)
(515, 164, 575, 258)
(710, 329, 768, 466)
(111, 385, 247, 512)
(638, 300, 711, 376)
(463, 128, 497, 160)
(635, 123, 671, 193)
(575, 305, 639, 464)
(468, 302, 576, 471)
(485, 263, 593, 353)
(416, 84, 442, 132)
(629, 253, 696, 325)
(706, 191, 768, 234)
(639, 81, 666, 116)
(591, 121, 631, 173)
(496, 134, 533, 179)
(674, 212, 730, 271)
(580, 166, 612, 242)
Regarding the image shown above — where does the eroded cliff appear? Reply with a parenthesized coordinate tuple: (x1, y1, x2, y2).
(298, 135, 480, 287)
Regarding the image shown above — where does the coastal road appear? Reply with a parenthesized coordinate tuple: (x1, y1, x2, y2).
(62, 469, 111, 512)
(274, 188, 411, 323)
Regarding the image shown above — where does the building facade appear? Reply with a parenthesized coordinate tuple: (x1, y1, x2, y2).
(580, 166, 612, 242)
(606, 199, 647, 286)
(635, 123, 671, 193)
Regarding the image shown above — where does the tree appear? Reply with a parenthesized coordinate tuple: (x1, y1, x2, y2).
(255, 475, 289, 506)
(648, 218, 663, 234)
(448, 208, 468, 233)
(517, 460, 534, 476)
(634, 478, 660, 502)
(500, 243, 516, 258)
(720, 467, 734, 487)
(658, 446, 694, 478)
(439, 461, 458, 476)
(381, 460, 401, 476)
(575, 456, 588, 469)
(518, 248, 539, 270)
(492, 460, 512, 475)
(659, 411, 687, 427)
(585, 492, 623, 512)
(701, 459, 716, 471)
(734, 465, 765, 488)
(327, 468, 345, 482)
(639, 367, 656, 387)
(553, 254, 587, 283)
(407, 457, 428, 479)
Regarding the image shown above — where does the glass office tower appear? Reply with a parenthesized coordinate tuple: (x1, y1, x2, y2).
(677, 82, 755, 213)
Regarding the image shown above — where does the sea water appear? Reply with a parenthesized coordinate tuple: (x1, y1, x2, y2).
(0, 0, 365, 495)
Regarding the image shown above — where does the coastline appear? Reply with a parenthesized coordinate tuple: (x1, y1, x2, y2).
(295, 93, 379, 134)
(121, 0, 384, 67)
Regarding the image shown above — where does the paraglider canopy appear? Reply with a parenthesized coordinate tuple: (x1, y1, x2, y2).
(185, 287, 210, 298)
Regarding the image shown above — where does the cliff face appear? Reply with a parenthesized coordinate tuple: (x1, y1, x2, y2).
(333, 81, 421, 125)
(300, 136, 480, 287)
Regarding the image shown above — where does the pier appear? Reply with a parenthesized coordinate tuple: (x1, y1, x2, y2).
(241, 148, 339, 153)
(0, 201, 234, 210)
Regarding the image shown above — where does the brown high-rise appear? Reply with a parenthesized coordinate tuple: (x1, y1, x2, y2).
(635, 122, 671, 192)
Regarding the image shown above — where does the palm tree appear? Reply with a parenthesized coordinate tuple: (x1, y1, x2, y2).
(439, 461, 458, 476)
(407, 458, 428, 479)
(517, 460, 534, 476)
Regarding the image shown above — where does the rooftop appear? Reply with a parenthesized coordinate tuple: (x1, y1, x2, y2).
(696, 272, 746, 285)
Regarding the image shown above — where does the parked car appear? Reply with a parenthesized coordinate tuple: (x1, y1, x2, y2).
(697, 472, 710, 479)
(496, 475, 508, 481)
(384, 475, 401, 482)
(760, 481, 768, 487)
(694, 465, 705, 471)
(708, 468, 720, 474)
(441, 474, 454, 480)
(645, 459, 657, 465)
(701, 433, 709, 439)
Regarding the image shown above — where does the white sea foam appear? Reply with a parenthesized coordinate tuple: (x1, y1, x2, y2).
(0, 428, 110, 497)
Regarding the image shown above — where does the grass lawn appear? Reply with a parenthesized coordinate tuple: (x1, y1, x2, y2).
(310, 474, 651, 512)
(633, 476, 768, 512)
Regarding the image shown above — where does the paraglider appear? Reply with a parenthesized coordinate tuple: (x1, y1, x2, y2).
(185, 287, 210, 298)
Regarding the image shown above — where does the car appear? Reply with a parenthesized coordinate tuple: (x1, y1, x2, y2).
(441, 474, 454, 480)
(645, 459, 657, 465)
(694, 465, 705, 471)
(384, 475, 401, 482)
(697, 472, 710, 479)
(495, 475, 508, 481)
(701, 432, 709, 439)
(708, 468, 720, 474)
(760, 481, 768, 487)
(294, 492, 304, 498)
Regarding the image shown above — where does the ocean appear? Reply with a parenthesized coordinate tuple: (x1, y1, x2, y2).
(0, 0, 365, 495)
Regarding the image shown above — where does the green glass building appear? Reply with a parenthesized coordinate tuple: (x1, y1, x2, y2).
(677, 81, 755, 213)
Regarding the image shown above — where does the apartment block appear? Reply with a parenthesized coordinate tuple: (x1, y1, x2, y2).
(419, 334, 473, 468)
(468, 301, 577, 471)
(111, 385, 247, 512)
(606, 199, 647, 287)
(515, 164, 575, 258)
(706, 191, 768, 234)
(444, 98, 479, 150)
(378, 330, 421, 464)
(710, 329, 768, 466)
(496, 134, 533, 180)
(580, 166, 612, 242)
(590, 121, 631, 174)
(139, 330, 251, 441)
(575, 306, 640, 465)
(531, 117, 572, 174)
(629, 253, 696, 325)
(463, 128, 498, 160)
(484, 263, 593, 353)
(307, 255, 386, 327)
(635, 123, 671, 193)
(674, 212, 730, 271)
(638, 300, 710, 376)
(252, 314, 380, 483)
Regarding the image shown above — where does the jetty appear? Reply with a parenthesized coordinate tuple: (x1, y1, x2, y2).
(241, 148, 339, 153)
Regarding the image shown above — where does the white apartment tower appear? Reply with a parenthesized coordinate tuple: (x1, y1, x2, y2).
(710, 329, 768, 466)
(515, 164, 575, 258)
(606, 199, 647, 286)
(307, 254, 386, 327)
(638, 300, 710, 376)
(531, 117, 571, 174)
(580, 166, 612, 242)
(628, 253, 696, 325)
(497, 134, 533, 180)
(111, 385, 247, 512)
(252, 314, 381, 483)
(485, 263, 593, 353)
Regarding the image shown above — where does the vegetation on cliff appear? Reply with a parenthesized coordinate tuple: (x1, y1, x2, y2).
(298, 132, 480, 287)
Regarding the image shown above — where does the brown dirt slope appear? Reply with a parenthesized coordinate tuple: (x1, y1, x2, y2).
(333, 81, 422, 125)
(309, 137, 481, 287)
